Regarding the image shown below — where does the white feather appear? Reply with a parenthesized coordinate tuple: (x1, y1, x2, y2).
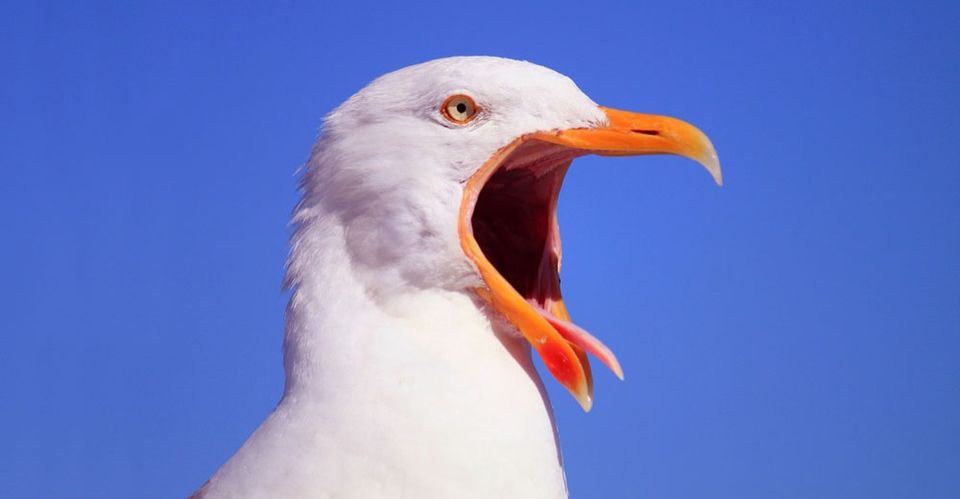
(196, 56, 607, 498)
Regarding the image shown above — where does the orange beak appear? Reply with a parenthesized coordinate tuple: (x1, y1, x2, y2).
(459, 106, 721, 411)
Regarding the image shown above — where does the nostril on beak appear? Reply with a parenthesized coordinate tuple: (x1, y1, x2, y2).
(631, 129, 660, 136)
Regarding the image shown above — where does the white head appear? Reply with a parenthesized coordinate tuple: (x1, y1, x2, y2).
(292, 56, 720, 409)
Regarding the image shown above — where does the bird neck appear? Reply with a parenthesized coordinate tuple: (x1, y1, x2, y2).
(280, 203, 488, 394)
(257, 206, 568, 495)
(281, 206, 550, 402)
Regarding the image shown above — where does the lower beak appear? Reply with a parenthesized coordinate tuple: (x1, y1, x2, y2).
(459, 106, 721, 411)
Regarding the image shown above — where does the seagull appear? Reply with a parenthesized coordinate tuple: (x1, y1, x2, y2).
(193, 56, 720, 498)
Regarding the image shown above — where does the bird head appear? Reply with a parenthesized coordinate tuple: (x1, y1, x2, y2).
(304, 56, 720, 411)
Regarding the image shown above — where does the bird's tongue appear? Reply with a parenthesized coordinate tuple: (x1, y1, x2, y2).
(530, 300, 624, 380)
(524, 170, 624, 381)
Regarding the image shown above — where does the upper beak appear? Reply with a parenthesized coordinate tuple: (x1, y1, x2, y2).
(535, 107, 722, 185)
(459, 106, 721, 411)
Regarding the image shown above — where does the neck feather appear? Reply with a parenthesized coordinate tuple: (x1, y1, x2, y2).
(202, 178, 568, 498)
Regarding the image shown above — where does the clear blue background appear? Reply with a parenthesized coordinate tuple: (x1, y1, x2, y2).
(1, 1, 958, 497)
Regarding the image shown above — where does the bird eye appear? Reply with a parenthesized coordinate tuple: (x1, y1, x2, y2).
(441, 94, 478, 124)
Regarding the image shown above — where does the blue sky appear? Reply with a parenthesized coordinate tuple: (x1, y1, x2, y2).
(1, 1, 958, 497)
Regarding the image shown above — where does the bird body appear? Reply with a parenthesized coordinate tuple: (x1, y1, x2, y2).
(195, 56, 719, 498)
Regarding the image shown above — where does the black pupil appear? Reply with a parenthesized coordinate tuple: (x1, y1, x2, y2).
(456, 102, 467, 114)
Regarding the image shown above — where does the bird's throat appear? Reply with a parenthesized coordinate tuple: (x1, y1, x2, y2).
(260, 213, 569, 495)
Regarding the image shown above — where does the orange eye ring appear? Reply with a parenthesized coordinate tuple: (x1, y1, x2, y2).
(441, 94, 479, 124)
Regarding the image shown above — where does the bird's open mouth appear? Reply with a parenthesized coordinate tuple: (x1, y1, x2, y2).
(459, 106, 721, 410)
